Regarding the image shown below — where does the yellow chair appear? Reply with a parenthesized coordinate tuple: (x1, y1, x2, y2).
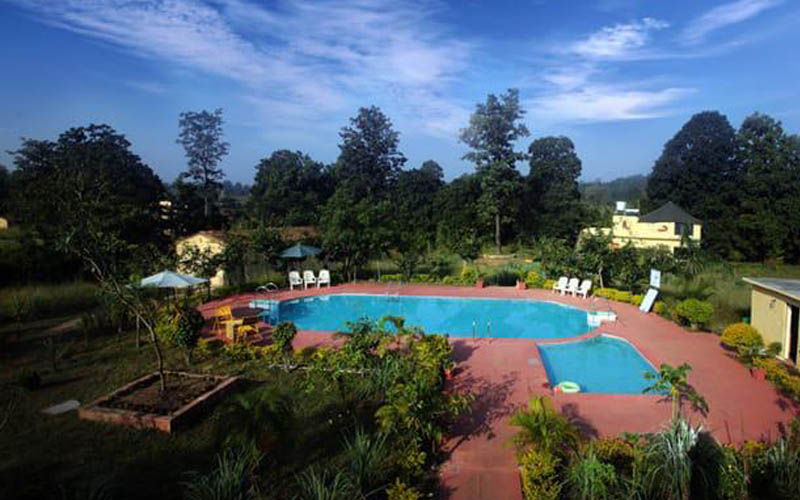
(212, 306, 234, 335)
(235, 316, 260, 342)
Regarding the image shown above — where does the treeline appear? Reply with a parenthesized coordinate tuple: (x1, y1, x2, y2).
(1, 93, 799, 287)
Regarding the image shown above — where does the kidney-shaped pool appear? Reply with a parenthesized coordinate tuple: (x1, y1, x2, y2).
(253, 293, 591, 339)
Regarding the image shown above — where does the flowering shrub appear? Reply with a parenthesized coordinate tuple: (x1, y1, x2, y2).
(674, 298, 713, 328)
(594, 288, 616, 299)
(721, 323, 763, 353)
(543, 279, 556, 290)
(460, 266, 479, 285)
(386, 479, 421, 500)
(524, 270, 545, 289)
(631, 295, 644, 306)
(613, 290, 632, 303)
(519, 448, 561, 500)
(753, 357, 800, 400)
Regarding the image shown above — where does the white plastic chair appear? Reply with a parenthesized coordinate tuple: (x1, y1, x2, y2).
(573, 279, 592, 299)
(288, 271, 303, 291)
(553, 276, 569, 294)
(303, 270, 317, 289)
(564, 278, 579, 296)
(317, 269, 331, 288)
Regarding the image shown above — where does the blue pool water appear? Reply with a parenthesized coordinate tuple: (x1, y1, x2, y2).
(538, 335, 659, 394)
(256, 293, 590, 338)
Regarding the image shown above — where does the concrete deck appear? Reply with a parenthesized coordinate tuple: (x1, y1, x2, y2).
(200, 283, 800, 500)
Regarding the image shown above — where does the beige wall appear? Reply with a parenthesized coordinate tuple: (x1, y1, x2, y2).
(176, 234, 226, 288)
(750, 286, 800, 360)
(583, 215, 701, 253)
(0, 217, 8, 230)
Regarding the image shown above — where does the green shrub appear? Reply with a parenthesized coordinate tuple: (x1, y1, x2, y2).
(172, 307, 204, 363)
(753, 358, 800, 401)
(653, 301, 668, 316)
(441, 276, 460, 285)
(379, 274, 403, 283)
(567, 449, 619, 500)
(631, 295, 644, 306)
(410, 274, 434, 283)
(674, 299, 714, 328)
(613, 291, 632, 303)
(594, 288, 616, 299)
(721, 323, 763, 352)
(524, 271, 545, 289)
(197, 337, 224, 357)
(386, 479, 421, 500)
(519, 448, 561, 500)
(591, 438, 636, 477)
(543, 279, 556, 290)
(272, 321, 297, 354)
(460, 266, 479, 285)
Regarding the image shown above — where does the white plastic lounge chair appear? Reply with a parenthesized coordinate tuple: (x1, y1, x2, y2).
(317, 269, 331, 288)
(564, 278, 580, 296)
(288, 271, 303, 291)
(303, 270, 317, 289)
(573, 279, 592, 299)
(553, 276, 569, 294)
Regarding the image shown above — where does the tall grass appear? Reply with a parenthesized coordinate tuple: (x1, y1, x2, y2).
(0, 282, 99, 324)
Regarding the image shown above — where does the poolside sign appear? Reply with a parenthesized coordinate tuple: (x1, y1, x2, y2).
(650, 269, 661, 289)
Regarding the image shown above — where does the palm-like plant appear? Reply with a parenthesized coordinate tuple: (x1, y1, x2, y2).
(639, 419, 702, 500)
(644, 363, 708, 421)
(509, 396, 581, 457)
(182, 448, 257, 500)
(343, 428, 390, 497)
(293, 468, 355, 500)
(218, 387, 293, 453)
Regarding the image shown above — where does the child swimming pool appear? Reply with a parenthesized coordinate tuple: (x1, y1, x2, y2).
(254, 293, 590, 339)
(538, 335, 660, 394)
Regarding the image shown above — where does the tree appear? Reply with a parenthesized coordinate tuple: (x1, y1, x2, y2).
(391, 160, 444, 278)
(11, 125, 171, 390)
(177, 108, 229, 221)
(435, 174, 483, 262)
(644, 363, 708, 421)
(645, 111, 739, 256)
(332, 106, 406, 199)
(459, 89, 530, 252)
(320, 188, 390, 282)
(250, 150, 331, 226)
(735, 113, 800, 262)
(11, 124, 166, 250)
(524, 136, 583, 241)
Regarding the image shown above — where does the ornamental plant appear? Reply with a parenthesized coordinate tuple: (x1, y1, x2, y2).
(174, 306, 204, 364)
(674, 298, 713, 329)
(524, 270, 545, 289)
(519, 447, 562, 500)
(644, 363, 708, 420)
(272, 321, 297, 354)
(721, 323, 763, 353)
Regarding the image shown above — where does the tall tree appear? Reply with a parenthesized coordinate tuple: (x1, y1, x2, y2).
(177, 108, 229, 221)
(435, 173, 483, 262)
(645, 111, 739, 256)
(459, 89, 529, 252)
(332, 106, 406, 199)
(524, 136, 583, 241)
(735, 113, 800, 262)
(11, 124, 166, 250)
(250, 150, 331, 226)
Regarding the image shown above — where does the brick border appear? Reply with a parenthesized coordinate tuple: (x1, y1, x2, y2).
(78, 371, 241, 433)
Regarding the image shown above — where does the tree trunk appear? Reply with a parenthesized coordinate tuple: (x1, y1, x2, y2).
(203, 191, 210, 219)
(495, 213, 501, 254)
(143, 319, 167, 392)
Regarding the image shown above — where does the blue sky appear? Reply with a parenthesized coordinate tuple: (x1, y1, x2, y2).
(1, 0, 799, 183)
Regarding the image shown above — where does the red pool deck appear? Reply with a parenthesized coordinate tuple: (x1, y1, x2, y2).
(201, 283, 800, 500)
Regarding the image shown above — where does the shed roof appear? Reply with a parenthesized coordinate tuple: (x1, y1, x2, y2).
(639, 202, 701, 224)
(743, 277, 800, 303)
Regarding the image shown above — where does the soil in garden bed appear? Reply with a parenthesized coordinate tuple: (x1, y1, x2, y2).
(104, 374, 222, 415)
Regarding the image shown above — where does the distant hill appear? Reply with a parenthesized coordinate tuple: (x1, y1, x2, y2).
(580, 174, 648, 207)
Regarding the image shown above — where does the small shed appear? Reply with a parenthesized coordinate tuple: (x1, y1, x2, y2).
(743, 277, 800, 364)
(0, 217, 8, 231)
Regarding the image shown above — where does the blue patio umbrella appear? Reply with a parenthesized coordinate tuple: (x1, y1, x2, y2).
(138, 270, 208, 289)
(279, 243, 321, 259)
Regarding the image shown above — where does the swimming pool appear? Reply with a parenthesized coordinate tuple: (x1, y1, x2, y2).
(253, 293, 590, 339)
(538, 335, 659, 394)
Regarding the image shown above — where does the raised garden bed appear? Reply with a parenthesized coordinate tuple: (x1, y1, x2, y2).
(78, 371, 240, 433)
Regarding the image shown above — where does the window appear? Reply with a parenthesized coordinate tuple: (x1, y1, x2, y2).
(675, 222, 692, 236)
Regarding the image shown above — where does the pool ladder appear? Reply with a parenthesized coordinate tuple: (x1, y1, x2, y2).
(472, 319, 491, 339)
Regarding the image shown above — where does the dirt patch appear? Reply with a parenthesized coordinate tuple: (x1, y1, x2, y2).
(104, 374, 221, 415)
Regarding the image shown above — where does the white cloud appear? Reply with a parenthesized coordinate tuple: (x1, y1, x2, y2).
(682, 0, 781, 45)
(11, 0, 472, 137)
(528, 86, 694, 123)
(124, 81, 168, 94)
(571, 18, 669, 59)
